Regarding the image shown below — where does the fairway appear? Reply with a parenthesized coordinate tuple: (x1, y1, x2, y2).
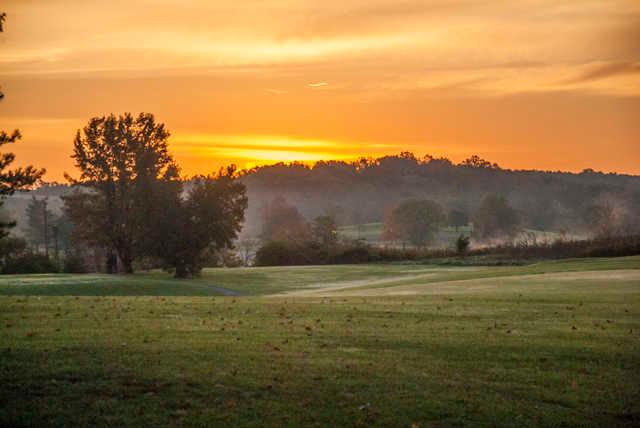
(1, 257, 639, 426)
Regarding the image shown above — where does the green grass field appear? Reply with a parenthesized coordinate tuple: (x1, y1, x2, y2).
(1, 257, 639, 426)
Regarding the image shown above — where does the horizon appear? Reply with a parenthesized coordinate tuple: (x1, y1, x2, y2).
(21, 151, 640, 187)
(1, 1, 639, 180)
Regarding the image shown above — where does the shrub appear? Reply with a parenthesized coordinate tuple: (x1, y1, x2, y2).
(330, 245, 370, 264)
(456, 235, 471, 255)
(255, 241, 304, 266)
(2, 253, 58, 274)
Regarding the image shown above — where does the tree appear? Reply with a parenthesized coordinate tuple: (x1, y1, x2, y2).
(448, 209, 468, 231)
(460, 155, 500, 169)
(583, 200, 620, 238)
(455, 234, 470, 255)
(312, 215, 338, 250)
(62, 190, 118, 272)
(0, 13, 45, 238)
(152, 166, 247, 278)
(260, 196, 311, 243)
(25, 196, 55, 253)
(384, 199, 446, 248)
(65, 113, 179, 273)
(473, 194, 520, 240)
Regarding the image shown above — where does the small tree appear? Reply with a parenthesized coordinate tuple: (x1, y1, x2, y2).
(312, 215, 338, 250)
(473, 194, 520, 240)
(460, 155, 500, 169)
(385, 199, 446, 248)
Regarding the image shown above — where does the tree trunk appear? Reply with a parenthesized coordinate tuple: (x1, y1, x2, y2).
(114, 243, 133, 274)
(105, 250, 118, 274)
(174, 263, 189, 279)
(120, 253, 134, 274)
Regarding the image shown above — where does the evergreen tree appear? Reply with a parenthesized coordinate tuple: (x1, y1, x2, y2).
(0, 13, 46, 238)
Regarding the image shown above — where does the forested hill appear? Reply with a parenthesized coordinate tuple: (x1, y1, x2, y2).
(7, 154, 640, 239)
(238, 154, 640, 237)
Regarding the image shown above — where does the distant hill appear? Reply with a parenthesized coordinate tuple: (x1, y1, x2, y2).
(4, 154, 640, 240)
(238, 154, 640, 238)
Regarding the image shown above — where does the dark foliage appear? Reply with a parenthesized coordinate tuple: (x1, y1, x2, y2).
(473, 194, 520, 240)
(151, 166, 248, 278)
(239, 153, 640, 238)
(2, 252, 58, 274)
(254, 235, 640, 266)
(65, 113, 179, 273)
(260, 196, 311, 243)
(456, 235, 471, 255)
(62, 251, 88, 273)
(383, 199, 446, 247)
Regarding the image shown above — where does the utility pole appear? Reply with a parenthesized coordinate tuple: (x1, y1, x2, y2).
(43, 198, 49, 257)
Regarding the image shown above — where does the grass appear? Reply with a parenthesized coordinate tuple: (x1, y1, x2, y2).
(0, 264, 441, 296)
(1, 256, 638, 297)
(0, 257, 639, 426)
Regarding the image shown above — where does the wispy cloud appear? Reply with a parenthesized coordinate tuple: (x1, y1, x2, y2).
(565, 62, 640, 84)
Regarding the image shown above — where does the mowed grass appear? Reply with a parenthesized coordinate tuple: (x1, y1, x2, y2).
(0, 257, 639, 427)
(0, 256, 638, 297)
(0, 264, 444, 296)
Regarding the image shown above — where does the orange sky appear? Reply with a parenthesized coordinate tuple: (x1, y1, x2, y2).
(1, 0, 639, 180)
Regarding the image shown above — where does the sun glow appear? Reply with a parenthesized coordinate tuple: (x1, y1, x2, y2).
(1, 0, 639, 179)
(171, 134, 378, 170)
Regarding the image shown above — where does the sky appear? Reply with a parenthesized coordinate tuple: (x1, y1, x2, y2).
(0, 0, 639, 180)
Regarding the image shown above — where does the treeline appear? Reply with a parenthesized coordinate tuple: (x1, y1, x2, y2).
(240, 152, 640, 238)
(251, 190, 640, 266)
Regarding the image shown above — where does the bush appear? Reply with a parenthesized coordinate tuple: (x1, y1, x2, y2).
(330, 245, 370, 264)
(255, 241, 305, 266)
(253, 235, 640, 266)
(2, 253, 58, 274)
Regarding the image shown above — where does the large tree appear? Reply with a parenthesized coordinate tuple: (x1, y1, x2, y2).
(66, 113, 179, 273)
(25, 196, 55, 253)
(152, 166, 247, 278)
(260, 196, 311, 243)
(384, 199, 446, 248)
(0, 13, 46, 238)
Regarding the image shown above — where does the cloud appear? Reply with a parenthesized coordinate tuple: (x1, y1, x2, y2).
(566, 62, 640, 84)
(308, 82, 328, 87)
